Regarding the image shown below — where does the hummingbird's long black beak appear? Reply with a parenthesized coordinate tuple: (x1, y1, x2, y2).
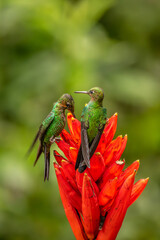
(74, 91, 88, 94)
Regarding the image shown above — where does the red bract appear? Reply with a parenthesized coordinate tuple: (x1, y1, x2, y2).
(54, 113, 149, 240)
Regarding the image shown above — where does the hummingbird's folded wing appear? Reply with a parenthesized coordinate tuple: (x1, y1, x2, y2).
(80, 121, 90, 168)
(75, 120, 90, 170)
(40, 112, 55, 139)
(26, 112, 55, 158)
(75, 145, 82, 170)
(44, 144, 50, 181)
(89, 123, 105, 158)
(33, 112, 55, 167)
(90, 107, 107, 157)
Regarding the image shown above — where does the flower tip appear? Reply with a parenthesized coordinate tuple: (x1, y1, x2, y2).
(95, 152, 101, 156)
(114, 112, 118, 116)
(67, 112, 72, 117)
(85, 103, 87, 107)
(119, 135, 123, 138)
(142, 177, 149, 184)
(124, 134, 128, 139)
(136, 159, 140, 165)
(70, 147, 76, 150)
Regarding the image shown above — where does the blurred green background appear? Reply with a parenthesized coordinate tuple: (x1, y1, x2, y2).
(0, 0, 160, 239)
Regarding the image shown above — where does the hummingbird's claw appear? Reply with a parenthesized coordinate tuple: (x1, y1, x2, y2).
(50, 136, 55, 143)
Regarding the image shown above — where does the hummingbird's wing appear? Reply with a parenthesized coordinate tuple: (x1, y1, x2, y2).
(75, 145, 82, 170)
(81, 121, 90, 168)
(77, 125, 105, 173)
(44, 144, 50, 181)
(40, 112, 55, 140)
(75, 120, 90, 171)
(27, 112, 54, 163)
(90, 108, 107, 157)
(90, 107, 107, 157)
(89, 124, 105, 158)
(78, 123, 105, 173)
(76, 107, 107, 173)
(75, 106, 90, 171)
(34, 112, 55, 166)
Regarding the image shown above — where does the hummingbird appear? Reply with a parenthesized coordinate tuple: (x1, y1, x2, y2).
(27, 94, 75, 181)
(74, 87, 107, 173)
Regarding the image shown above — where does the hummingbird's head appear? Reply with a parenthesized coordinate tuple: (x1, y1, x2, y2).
(60, 94, 75, 117)
(75, 87, 104, 102)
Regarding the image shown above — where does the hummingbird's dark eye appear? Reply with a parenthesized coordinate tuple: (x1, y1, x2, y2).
(90, 90, 94, 94)
(66, 103, 70, 108)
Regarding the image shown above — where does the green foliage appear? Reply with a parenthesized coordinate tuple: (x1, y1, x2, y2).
(0, 0, 160, 239)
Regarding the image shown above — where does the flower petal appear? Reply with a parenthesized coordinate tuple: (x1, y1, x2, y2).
(67, 113, 81, 144)
(82, 173, 100, 240)
(100, 198, 115, 216)
(129, 177, 149, 206)
(76, 169, 99, 196)
(97, 113, 118, 154)
(103, 135, 127, 166)
(61, 160, 78, 191)
(98, 177, 118, 206)
(97, 170, 136, 240)
(110, 134, 127, 164)
(60, 129, 77, 148)
(88, 152, 105, 182)
(98, 160, 125, 190)
(53, 150, 68, 166)
(54, 163, 82, 212)
(55, 139, 70, 160)
(54, 164, 87, 240)
(69, 147, 78, 164)
(118, 160, 140, 188)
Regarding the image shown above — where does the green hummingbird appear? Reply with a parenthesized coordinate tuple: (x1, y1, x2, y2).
(74, 87, 107, 173)
(27, 94, 75, 181)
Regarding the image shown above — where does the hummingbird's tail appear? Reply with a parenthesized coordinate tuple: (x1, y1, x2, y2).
(44, 144, 50, 181)
(33, 143, 43, 166)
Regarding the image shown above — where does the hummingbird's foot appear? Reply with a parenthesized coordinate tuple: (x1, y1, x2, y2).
(50, 136, 55, 143)
(50, 136, 61, 143)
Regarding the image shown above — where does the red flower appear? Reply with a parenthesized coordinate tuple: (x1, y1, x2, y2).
(53, 113, 149, 240)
